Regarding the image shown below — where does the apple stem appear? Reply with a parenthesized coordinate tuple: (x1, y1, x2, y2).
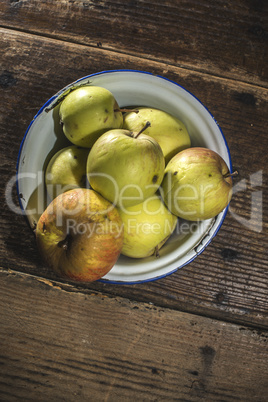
(224, 170, 239, 179)
(154, 245, 160, 258)
(115, 108, 140, 114)
(133, 121, 151, 138)
(58, 234, 71, 251)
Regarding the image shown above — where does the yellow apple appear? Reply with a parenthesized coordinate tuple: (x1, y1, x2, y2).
(118, 194, 177, 258)
(123, 107, 191, 164)
(87, 127, 165, 209)
(45, 145, 89, 200)
(59, 86, 123, 147)
(161, 147, 233, 220)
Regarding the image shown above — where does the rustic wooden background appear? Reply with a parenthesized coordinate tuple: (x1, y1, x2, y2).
(1, 0, 268, 400)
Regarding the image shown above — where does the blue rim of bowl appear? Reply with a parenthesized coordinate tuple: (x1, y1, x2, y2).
(16, 69, 232, 285)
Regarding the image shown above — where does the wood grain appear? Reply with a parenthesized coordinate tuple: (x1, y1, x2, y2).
(0, 270, 267, 401)
(1, 2, 268, 400)
(0, 0, 268, 87)
(1, 28, 267, 329)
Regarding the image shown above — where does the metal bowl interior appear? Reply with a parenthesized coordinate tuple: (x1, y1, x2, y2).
(17, 70, 232, 284)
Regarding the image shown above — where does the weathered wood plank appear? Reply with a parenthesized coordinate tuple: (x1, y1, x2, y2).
(0, 270, 267, 401)
(1, 29, 268, 328)
(0, 0, 268, 87)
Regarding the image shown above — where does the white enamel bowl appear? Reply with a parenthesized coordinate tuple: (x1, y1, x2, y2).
(17, 70, 232, 284)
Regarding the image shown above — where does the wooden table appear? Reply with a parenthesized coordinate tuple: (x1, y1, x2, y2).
(1, 1, 268, 400)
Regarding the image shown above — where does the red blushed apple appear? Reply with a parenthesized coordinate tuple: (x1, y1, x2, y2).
(35, 188, 124, 282)
(161, 147, 234, 221)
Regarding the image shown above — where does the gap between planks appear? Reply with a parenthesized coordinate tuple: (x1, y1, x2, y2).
(1, 26, 268, 92)
(1, 267, 268, 333)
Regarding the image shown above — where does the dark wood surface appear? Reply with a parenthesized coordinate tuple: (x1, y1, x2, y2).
(1, 1, 268, 400)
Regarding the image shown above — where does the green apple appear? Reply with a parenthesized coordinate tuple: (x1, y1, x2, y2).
(123, 107, 191, 164)
(86, 125, 165, 209)
(45, 145, 89, 200)
(59, 85, 123, 147)
(161, 147, 233, 221)
(118, 194, 177, 258)
(35, 188, 124, 282)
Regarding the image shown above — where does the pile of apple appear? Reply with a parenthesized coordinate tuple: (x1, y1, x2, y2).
(36, 85, 233, 282)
